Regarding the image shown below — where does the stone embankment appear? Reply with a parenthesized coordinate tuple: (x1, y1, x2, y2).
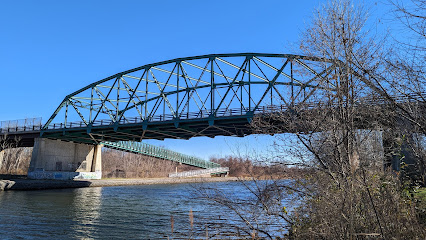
(0, 177, 239, 191)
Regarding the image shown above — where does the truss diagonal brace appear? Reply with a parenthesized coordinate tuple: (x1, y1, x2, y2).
(253, 59, 290, 112)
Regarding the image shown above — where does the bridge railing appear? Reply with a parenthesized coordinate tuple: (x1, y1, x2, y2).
(0, 118, 42, 134)
(41, 104, 301, 130)
(4, 93, 423, 133)
(168, 167, 230, 178)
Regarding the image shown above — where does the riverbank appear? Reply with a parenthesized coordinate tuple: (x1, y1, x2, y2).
(0, 177, 240, 191)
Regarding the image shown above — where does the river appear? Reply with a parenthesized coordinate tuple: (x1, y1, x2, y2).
(0, 181, 292, 239)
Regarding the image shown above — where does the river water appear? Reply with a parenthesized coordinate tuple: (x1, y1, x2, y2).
(0, 181, 291, 239)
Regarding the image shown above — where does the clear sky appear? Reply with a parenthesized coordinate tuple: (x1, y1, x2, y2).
(0, 0, 390, 159)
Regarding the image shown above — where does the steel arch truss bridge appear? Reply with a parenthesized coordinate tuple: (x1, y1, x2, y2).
(42, 53, 340, 144)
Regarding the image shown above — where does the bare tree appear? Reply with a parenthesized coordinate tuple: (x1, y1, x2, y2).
(276, 0, 424, 237)
(195, 0, 425, 238)
(389, 0, 426, 52)
(382, 0, 426, 186)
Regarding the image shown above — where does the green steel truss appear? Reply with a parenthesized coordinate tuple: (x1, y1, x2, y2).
(102, 141, 220, 169)
(40, 53, 359, 143)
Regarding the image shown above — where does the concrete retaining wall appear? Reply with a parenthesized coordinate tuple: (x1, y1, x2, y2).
(27, 171, 102, 180)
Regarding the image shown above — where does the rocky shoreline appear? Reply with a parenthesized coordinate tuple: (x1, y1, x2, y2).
(0, 177, 239, 191)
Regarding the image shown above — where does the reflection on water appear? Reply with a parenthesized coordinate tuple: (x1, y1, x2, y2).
(71, 188, 102, 239)
(0, 181, 292, 239)
(0, 187, 103, 239)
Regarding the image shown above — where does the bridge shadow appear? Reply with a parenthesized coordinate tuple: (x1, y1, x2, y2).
(0, 175, 93, 191)
(0, 174, 27, 180)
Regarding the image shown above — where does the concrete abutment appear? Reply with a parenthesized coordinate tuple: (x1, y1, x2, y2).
(28, 138, 102, 180)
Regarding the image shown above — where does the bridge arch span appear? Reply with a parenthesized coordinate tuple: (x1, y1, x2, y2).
(41, 53, 357, 144)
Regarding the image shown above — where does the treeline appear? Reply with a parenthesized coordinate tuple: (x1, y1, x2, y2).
(210, 156, 308, 178)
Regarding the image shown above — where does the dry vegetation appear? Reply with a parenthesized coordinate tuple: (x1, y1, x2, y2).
(0, 134, 32, 175)
(0, 147, 32, 175)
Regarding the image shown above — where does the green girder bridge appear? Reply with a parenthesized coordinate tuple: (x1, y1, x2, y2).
(39, 53, 356, 143)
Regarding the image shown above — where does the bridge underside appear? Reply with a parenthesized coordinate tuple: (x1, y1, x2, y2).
(41, 115, 255, 144)
(1, 132, 38, 149)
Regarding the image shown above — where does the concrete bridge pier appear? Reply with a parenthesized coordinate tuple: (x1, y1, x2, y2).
(28, 138, 102, 180)
(382, 130, 425, 185)
(382, 130, 402, 171)
(382, 130, 419, 171)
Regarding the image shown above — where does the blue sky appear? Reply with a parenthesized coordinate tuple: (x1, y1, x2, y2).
(0, 0, 391, 159)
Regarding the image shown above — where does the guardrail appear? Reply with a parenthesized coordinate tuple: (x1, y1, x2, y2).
(168, 167, 229, 178)
(42, 93, 426, 130)
(0, 117, 42, 134)
(43, 105, 287, 130)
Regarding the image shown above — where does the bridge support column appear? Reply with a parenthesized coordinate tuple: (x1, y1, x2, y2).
(382, 130, 424, 185)
(91, 144, 102, 173)
(382, 130, 419, 171)
(28, 138, 102, 180)
(383, 130, 401, 171)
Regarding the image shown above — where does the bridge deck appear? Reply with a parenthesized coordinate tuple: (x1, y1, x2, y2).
(1, 97, 424, 147)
